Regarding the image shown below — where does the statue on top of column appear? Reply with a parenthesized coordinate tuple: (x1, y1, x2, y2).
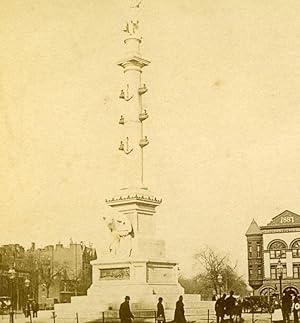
(123, 20, 139, 35)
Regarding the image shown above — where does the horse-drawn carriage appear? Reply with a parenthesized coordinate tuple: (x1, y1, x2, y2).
(242, 296, 270, 313)
(0, 296, 12, 315)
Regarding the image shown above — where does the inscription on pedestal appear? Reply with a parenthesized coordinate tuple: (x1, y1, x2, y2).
(99, 267, 130, 280)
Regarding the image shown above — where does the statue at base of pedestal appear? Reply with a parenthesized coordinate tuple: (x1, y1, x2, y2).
(103, 213, 135, 258)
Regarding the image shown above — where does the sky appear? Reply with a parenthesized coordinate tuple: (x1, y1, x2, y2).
(1, 0, 300, 279)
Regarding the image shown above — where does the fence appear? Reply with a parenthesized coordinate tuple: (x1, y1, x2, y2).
(0, 309, 274, 323)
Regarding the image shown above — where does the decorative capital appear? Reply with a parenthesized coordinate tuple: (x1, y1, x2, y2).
(118, 55, 150, 71)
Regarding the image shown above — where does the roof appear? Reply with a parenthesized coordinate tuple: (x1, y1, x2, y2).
(266, 210, 300, 226)
(246, 219, 261, 236)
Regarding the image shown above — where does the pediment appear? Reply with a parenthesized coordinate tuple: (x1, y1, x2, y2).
(267, 210, 300, 226)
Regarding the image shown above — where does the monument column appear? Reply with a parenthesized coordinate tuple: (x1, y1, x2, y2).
(118, 15, 150, 190)
(54, 2, 188, 320)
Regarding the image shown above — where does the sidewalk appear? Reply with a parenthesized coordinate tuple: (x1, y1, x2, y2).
(239, 313, 272, 323)
(0, 311, 56, 323)
(0, 311, 274, 323)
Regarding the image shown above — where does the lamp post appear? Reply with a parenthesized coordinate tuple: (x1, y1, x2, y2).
(24, 278, 32, 323)
(217, 274, 223, 298)
(8, 268, 16, 323)
(24, 278, 30, 299)
(277, 259, 283, 300)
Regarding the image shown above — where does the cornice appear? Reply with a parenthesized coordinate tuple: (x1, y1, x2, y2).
(106, 193, 162, 205)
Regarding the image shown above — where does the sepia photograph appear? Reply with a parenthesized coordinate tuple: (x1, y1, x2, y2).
(1, 0, 300, 322)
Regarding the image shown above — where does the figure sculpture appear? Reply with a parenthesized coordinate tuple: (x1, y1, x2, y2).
(123, 20, 139, 35)
(103, 213, 134, 257)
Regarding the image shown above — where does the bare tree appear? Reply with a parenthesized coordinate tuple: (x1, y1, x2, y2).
(38, 261, 64, 298)
(62, 267, 83, 296)
(180, 247, 247, 300)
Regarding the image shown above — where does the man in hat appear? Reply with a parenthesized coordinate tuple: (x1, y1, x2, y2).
(119, 296, 134, 323)
(157, 297, 166, 323)
(225, 291, 236, 323)
(282, 292, 292, 323)
(215, 294, 226, 323)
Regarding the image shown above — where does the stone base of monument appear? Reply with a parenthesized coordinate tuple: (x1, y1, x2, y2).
(54, 298, 213, 323)
(54, 259, 207, 323)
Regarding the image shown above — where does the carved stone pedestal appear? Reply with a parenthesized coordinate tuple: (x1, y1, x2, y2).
(87, 258, 184, 309)
(55, 256, 184, 322)
(54, 192, 186, 322)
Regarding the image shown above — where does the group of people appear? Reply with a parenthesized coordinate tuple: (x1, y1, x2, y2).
(119, 295, 187, 323)
(280, 292, 300, 323)
(215, 291, 242, 323)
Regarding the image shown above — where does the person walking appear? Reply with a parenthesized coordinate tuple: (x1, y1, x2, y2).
(119, 296, 134, 323)
(215, 294, 226, 323)
(292, 295, 300, 323)
(32, 300, 39, 318)
(225, 291, 236, 323)
(282, 292, 292, 323)
(174, 295, 186, 323)
(235, 299, 243, 323)
(157, 297, 166, 323)
(272, 299, 283, 323)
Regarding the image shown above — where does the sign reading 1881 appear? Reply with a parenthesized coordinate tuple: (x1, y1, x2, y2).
(280, 216, 294, 224)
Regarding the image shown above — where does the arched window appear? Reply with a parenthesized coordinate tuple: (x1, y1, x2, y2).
(291, 240, 300, 258)
(260, 286, 276, 297)
(269, 240, 286, 259)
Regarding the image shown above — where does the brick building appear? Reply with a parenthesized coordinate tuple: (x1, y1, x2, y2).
(0, 242, 96, 308)
(0, 244, 32, 310)
(246, 210, 300, 298)
(35, 241, 97, 305)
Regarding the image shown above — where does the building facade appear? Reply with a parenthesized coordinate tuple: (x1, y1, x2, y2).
(0, 244, 32, 310)
(246, 210, 300, 297)
(31, 241, 97, 306)
(0, 242, 96, 309)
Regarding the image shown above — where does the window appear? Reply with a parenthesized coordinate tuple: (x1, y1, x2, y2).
(257, 243, 261, 257)
(248, 243, 252, 258)
(270, 264, 287, 279)
(270, 250, 286, 259)
(269, 241, 286, 259)
(249, 265, 253, 277)
(293, 264, 300, 278)
(292, 240, 300, 258)
(258, 265, 262, 279)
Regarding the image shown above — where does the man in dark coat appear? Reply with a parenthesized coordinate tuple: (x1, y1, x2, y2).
(174, 295, 186, 323)
(32, 300, 39, 318)
(119, 296, 134, 323)
(292, 294, 300, 323)
(215, 294, 226, 323)
(225, 291, 236, 323)
(282, 292, 292, 323)
(157, 297, 166, 323)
